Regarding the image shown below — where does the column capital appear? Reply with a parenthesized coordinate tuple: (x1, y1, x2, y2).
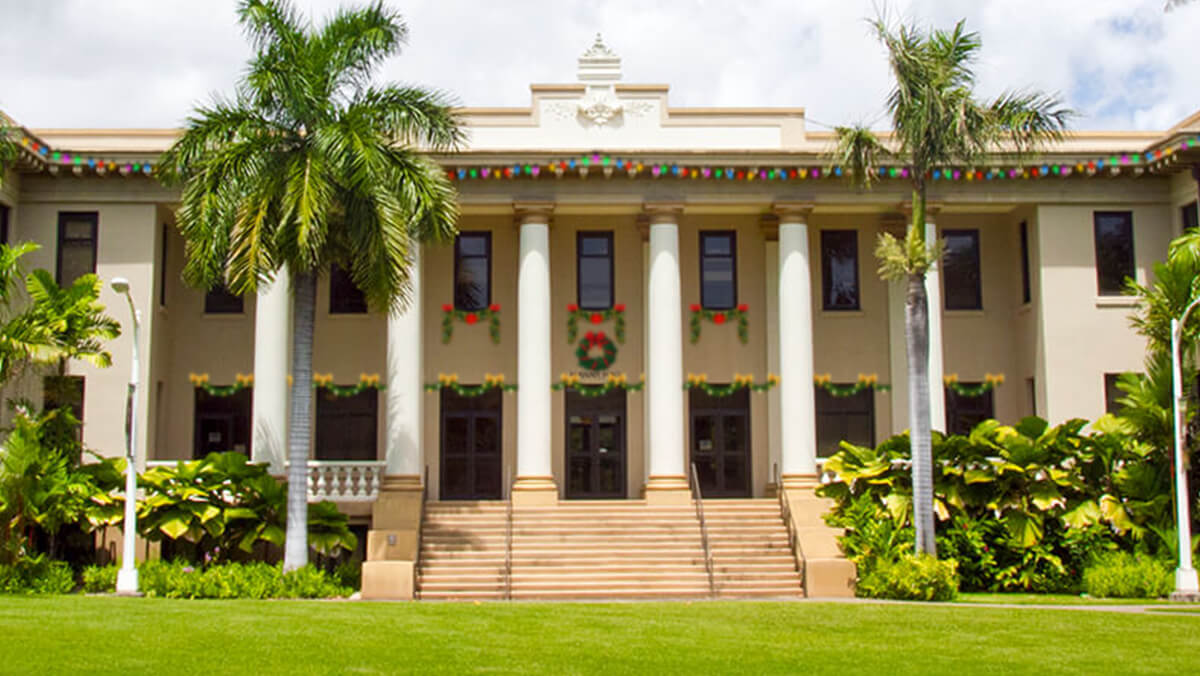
(513, 201, 555, 226)
(897, 201, 943, 223)
(773, 202, 814, 223)
(643, 202, 684, 225)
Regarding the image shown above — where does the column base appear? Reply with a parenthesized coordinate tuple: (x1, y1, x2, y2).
(643, 475, 691, 505)
(781, 473, 820, 490)
(372, 474, 423, 532)
(512, 476, 558, 506)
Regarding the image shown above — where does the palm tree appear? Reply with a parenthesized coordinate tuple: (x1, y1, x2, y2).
(833, 17, 1071, 555)
(0, 120, 17, 188)
(159, 0, 461, 571)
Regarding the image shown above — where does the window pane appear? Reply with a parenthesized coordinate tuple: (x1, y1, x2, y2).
(703, 235, 732, 256)
(814, 387, 874, 458)
(1184, 202, 1199, 233)
(1094, 212, 1134, 296)
(579, 257, 612, 309)
(458, 234, 488, 257)
(701, 258, 735, 308)
(580, 235, 609, 256)
(943, 230, 982, 310)
(330, 264, 367, 314)
(455, 258, 488, 310)
(315, 390, 378, 460)
(58, 244, 95, 285)
(193, 387, 251, 458)
(821, 230, 859, 311)
(945, 386, 995, 436)
(205, 286, 244, 314)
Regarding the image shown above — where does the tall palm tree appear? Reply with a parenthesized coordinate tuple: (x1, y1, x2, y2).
(833, 18, 1071, 555)
(0, 119, 18, 187)
(159, 0, 461, 570)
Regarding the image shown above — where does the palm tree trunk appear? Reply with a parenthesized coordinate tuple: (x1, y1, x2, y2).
(283, 269, 316, 571)
(907, 185, 937, 556)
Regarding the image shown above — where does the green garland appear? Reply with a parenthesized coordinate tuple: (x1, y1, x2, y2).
(190, 373, 386, 398)
(552, 374, 644, 397)
(689, 304, 749, 344)
(566, 304, 626, 344)
(575, 331, 618, 371)
(814, 376, 891, 398)
(944, 374, 1004, 398)
(195, 381, 251, 397)
(424, 374, 517, 397)
(318, 382, 386, 398)
(441, 304, 501, 344)
(684, 373, 778, 397)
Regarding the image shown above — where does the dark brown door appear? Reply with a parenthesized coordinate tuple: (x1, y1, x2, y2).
(565, 390, 626, 499)
(689, 389, 750, 497)
(193, 387, 251, 459)
(440, 389, 502, 500)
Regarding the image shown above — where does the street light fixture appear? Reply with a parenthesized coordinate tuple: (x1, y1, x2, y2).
(1169, 298, 1200, 601)
(111, 277, 141, 595)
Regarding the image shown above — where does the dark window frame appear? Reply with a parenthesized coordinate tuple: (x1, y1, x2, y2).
(1093, 211, 1135, 296)
(699, 230, 738, 310)
(814, 385, 875, 458)
(576, 231, 614, 310)
(315, 387, 379, 461)
(439, 387, 503, 500)
(453, 231, 492, 311)
(945, 385, 996, 436)
(204, 285, 244, 314)
(942, 229, 982, 311)
(56, 211, 98, 286)
(193, 386, 252, 459)
(329, 263, 368, 314)
(1019, 221, 1031, 305)
(820, 229, 861, 311)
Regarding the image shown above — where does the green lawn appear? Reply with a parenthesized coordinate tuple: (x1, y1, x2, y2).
(957, 592, 1193, 606)
(2, 596, 1198, 675)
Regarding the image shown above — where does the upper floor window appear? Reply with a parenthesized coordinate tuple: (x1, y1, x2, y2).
(204, 285, 244, 314)
(56, 212, 98, 285)
(821, 230, 860, 311)
(1183, 201, 1198, 233)
(1093, 211, 1134, 296)
(577, 232, 613, 309)
(454, 232, 491, 311)
(1019, 221, 1031, 305)
(943, 229, 982, 310)
(699, 231, 737, 309)
(330, 264, 367, 314)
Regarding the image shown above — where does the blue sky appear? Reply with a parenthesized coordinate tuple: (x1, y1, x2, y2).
(0, 0, 1195, 131)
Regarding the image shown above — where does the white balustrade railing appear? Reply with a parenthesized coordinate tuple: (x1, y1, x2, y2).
(299, 460, 387, 502)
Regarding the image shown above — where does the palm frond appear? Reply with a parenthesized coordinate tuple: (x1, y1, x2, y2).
(831, 125, 888, 190)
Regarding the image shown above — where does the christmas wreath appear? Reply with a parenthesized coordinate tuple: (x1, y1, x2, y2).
(575, 331, 618, 371)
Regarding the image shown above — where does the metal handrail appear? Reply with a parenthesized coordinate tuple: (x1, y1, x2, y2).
(689, 463, 716, 598)
(774, 463, 806, 584)
(503, 466, 514, 601)
(414, 464, 429, 600)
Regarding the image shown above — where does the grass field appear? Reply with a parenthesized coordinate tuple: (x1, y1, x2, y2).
(3, 596, 1197, 675)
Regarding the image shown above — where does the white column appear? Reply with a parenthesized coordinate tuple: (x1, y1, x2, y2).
(777, 204, 818, 485)
(764, 232, 782, 491)
(644, 204, 689, 502)
(924, 219, 947, 432)
(253, 266, 290, 474)
(385, 245, 423, 480)
(513, 203, 556, 504)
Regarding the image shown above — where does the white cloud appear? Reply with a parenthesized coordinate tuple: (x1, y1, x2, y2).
(0, 0, 1195, 131)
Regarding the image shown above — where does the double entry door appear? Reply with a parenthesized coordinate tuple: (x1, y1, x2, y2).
(565, 390, 626, 499)
(689, 389, 751, 498)
(440, 389, 502, 500)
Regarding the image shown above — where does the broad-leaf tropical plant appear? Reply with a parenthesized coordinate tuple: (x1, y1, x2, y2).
(831, 17, 1071, 555)
(159, 0, 461, 570)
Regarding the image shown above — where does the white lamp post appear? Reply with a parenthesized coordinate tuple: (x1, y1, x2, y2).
(1169, 299, 1200, 601)
(111, 277, 141, 595)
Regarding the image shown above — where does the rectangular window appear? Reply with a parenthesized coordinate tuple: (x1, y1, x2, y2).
(577, 232, 613, 309)
(815, 386, 875, 457)
(329, 264, 368, 314)
(1094, 211, 1135, 296)
(1183, 201, 1198, 233)
(204, 285, 244, 314)
(0, 204, 9, 245)
(945, 385, 995, 436)
(943, 229, 982, 310)
(193, 387, 252, 458)
(1019, 221, 1031, 304)
(315, 389, 378, 461)
(1104, 373, 1128, 415)
(699, 231, 737, 309)
(821, 230, 860, 311)
(454, 232, 491, 311)
(56, 212, 98, 285)
(159, 224, 168, 308)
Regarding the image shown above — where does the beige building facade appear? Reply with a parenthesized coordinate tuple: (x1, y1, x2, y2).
(2, 39, 1200, 567)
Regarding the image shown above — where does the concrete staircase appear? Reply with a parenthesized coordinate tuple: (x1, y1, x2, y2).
(416, 498, 804, 601)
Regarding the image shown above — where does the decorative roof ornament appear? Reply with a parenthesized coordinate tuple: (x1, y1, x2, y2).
(577, 32, 622, 82)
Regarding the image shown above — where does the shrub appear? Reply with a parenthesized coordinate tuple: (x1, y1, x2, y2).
(858, 555, 959, 601)
(137, 560, 350, 599)
(81, 564, 118, 593)
(333, 560, 361, 591)
(0, 556, 74, 594)
(1083, 552, 1173, 599)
